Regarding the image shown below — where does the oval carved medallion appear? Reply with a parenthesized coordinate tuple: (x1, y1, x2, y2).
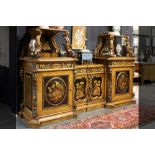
(45, 77, 67, 106)
(116, 72, 129, 94)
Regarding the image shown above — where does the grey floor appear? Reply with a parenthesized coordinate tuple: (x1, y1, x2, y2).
(16, 83, 155, 129)
(139, 82, 155, 129)
(0, 103, 16, 129)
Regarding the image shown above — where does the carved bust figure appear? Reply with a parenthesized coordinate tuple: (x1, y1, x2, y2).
(112, 26, 121, 36)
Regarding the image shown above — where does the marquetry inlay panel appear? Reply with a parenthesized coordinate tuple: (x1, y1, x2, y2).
(91, 76, 102, 98)
(74, 77, 87, 101)
(115, 71, 129, 94)
(43, 76, 68, 108)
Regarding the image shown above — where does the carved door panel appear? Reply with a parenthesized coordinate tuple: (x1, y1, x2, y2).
(90, 74, 105, 102)
(43, 76, 68, 109)
(74, 65, 105, 111)
(37, 70, 73, 116)
(112, 68, 133, 101)
(74, 75, 87, 106)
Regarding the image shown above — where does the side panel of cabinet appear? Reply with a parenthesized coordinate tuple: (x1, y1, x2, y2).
(24, 72, 32, 111)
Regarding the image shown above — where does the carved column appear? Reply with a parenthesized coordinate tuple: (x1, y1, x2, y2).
(107, 67, 112, 103)
(32, 73, 38, 118)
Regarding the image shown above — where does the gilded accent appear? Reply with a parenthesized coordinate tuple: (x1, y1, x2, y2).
(63, 31, 74, 57)
(116, 72, 129, 94)
(91, 76, 102, 98)
(74, 78, 86, 101)
(32, 73, 37, 118)
(87, 74, 92, 102)
(75, 68, 87, 74)
(107, 68, 112, 102)
(24, 62, 74, 70)
(75, 67, 104, 75)
(72, 68, 77, 117)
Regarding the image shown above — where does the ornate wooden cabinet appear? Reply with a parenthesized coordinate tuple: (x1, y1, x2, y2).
(19, 27, 78, 128)
(20, 57, 77, 128)
(94, 32, 135, 108)
(19, 28, 136, 128)
(95, 57, 135, 108)
(74, 64, 106, 112)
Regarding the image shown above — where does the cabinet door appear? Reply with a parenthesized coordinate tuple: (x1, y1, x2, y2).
(37, 70, 73, 116)
(74, 75, 87, 110)
(112, 68, 133, 102)
(90, 74, 105, 103)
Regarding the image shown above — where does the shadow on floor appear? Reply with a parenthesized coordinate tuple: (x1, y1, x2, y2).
(0, 103, 16, 129)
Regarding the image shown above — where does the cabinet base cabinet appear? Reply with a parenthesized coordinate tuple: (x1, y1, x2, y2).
(20, 108, 74, 128)
(74, 64, 106, 112)
(20, 57, 77, 128)
(19, 57, 135, 128)
(94, 57, 135, 108)
(105, 99, 136, 108)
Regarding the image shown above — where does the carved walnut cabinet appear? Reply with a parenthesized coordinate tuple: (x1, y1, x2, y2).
(94, 57, 135, 108)
(20, 57, 77, 128)
(19, 28, 136, 128)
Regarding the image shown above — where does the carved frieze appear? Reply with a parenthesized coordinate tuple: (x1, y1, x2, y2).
(75, 67, 104, 75)
(24, 62, 74, 70)
(108, 60, 135, 67)
(75, 68, 87, 74)
(87, 67, 104, 73)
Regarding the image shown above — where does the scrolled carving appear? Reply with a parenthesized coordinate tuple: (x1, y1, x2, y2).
(72, 69, 77, 118)
(63, 31, 75, 57)
(29, 28, 42, 57)
(87, 74, 92, 102)
(93, 36, 102, 57)
(91, 76, 102, 98)
(76, 68, 87, 74)
(74, 78, 86, 101)
(125, 36, 134, 57)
